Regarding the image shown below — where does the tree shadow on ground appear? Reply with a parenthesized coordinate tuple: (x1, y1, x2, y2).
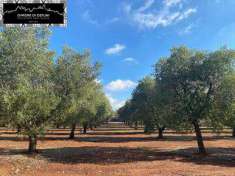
(0, 135, 234, 143)
(85, 131, 145, 135)
(1, 146, 234, 167)
(175, 147, 235, 167)
(0, 131, 145, 136)
(75, 135, 234, 143)
(1, 128, 233, 137)
(35, 147, 235, 167)
(40, 147, 175, 164)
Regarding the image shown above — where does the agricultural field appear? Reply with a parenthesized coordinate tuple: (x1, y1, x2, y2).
(0, 123, 234, 176)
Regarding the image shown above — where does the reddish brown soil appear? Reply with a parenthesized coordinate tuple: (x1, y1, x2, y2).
(0, 127, 234, 176)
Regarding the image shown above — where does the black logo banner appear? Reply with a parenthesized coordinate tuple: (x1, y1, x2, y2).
(3, 3, 65, 25)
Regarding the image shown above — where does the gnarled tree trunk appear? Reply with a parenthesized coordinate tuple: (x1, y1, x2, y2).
(192, 120, 206, 154)
(83, 123, 88, 134)
(134, 121, 138, 130)
(28, 134, 37, 153)
(158, 126, 165, 139)
(17, 125, 21, 133)
(69, 123, 76, 139)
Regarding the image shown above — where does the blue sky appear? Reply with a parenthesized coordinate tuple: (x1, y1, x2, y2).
(49, 0, 235, 110)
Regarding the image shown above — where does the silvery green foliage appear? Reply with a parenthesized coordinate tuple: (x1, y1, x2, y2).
(0, 28, 59, 137)
(118, 76, 172, 133)
(77, 82, 113, 127)
(155, 47, 235, 128)
(52, 46, 112, 128)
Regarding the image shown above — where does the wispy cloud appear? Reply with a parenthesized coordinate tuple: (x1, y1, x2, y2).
(105, 79, 137, 91)
(105, 79, 137, 109)
(106, 17, 120, 24)
(95, 79, 102, 84)
(105, 44, 126, 55)
(137, 0, 155, 12)
(164, 0, 182, 7)
(80, 0, 119, 26)
(216, 23, 235, 47)
(106, 94, 125, 110)
(179, 24, 194, 35)
(124, 57, 135, 62)
(123, 0, 197, 30)
(123, 57, 138, 64)
(82, 10, 98, 25)
(176, 8, 197, 21)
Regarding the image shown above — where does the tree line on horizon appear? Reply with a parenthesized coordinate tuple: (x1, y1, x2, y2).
(118, 47, 235, 154)
(0, 28, 113, 153)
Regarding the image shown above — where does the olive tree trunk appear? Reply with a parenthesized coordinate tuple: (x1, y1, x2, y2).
(192, 120, 206, 154)
(158, 126, 165, 139)
(134, 121, 138, 130)
(28, 134, 37, 153)
(69, 123, 76, 139)
(83, 124, 87, 134)
(232, 128, 235, 137)
(17, 125, 21, 133)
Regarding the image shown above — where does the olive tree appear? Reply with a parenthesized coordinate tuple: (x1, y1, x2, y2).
(77, 83, 113, 134)
(213, 73, 235, 136)
(53, 47, 102, 138)
(155, 47, 235, 154)
(118, 76, 172, 138)
(0, 28, 59, 153)
(118, 100, 136, 127)
(90, 89, 113, 129)
(131, 77, 158, 134)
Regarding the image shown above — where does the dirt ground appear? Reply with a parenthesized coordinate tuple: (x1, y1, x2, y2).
(0, 125, 234, 176)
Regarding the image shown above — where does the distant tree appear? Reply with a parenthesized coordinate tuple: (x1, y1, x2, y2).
(0, 28, 59, 153)
(118, 100, 136, 126)
(118, 76, 172, 138)
(131, 77, 156, 133)
(53, 47, 100, 139)
(92, 89, 113, 128)
(213, 73, 235, 137)
(78, 83, 113, 134)
(155, 47, 235, 154)
(131, 76, 172, 138)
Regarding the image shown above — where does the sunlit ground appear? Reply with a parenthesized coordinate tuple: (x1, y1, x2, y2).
(0, 124, 234, 176)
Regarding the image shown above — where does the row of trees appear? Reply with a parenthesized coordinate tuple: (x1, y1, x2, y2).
(0, 28, 113, 153)
(118, 47, 235, 154)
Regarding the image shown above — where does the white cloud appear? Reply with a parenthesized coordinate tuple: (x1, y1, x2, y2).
(105, 79, 137, 91)
(106, 17, 119, 24)
(106, 94, 125, 110)
(124, 57, 135, 62)
(176, 8, 197, 21)
(95, 79, 102, 84)
(124, 57, 138, 64)
(82, 10, 98, 25)
(138, 0, 155, 12)
(179, 24, 193, 35)
(123, 3, 132, 14)
(105, 44, 126, 55)
(164, 0, 182, 7)
(123, 0, 197, 30)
